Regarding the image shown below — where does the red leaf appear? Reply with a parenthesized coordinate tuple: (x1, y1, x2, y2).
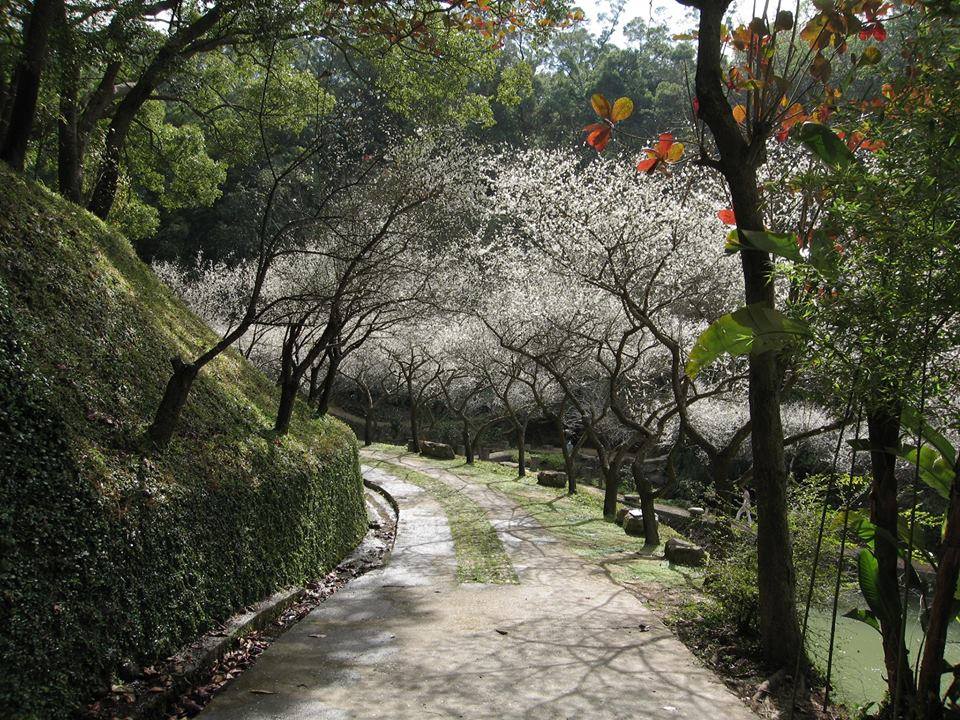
(717, 209, 737, 225)
(692, 97, 700, 117)
(583, 123, 612, 152)
(636, 156, 659, 174)
(654, 132, 675, 157)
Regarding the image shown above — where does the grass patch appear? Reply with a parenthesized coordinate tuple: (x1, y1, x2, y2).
(364, 457, 518, 585)
(367, 444, 699, 591)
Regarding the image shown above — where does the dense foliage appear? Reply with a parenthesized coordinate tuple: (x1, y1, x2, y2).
(0, 167, 367, 718)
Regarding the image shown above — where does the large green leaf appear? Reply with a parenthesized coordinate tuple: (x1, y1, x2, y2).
(799, 122, 856, 169)
(898, 444, 954, 498)
(857, 548, 901, 631)
(724, 229, 803, 262)
(685, 303, 811, 378)
(844, 607, 881, 633)
(901, 406, 957, 467)
(840, 510, 937, 570)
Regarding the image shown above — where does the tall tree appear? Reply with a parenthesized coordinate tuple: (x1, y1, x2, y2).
(1, 0, 62, 169)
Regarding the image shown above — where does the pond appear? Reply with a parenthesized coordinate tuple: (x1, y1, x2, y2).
(806, 596, 960, 712)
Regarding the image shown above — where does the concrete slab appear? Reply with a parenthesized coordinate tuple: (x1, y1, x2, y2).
(198, 457, 757, 720)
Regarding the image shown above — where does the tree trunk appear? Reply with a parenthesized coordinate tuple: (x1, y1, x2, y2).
(556, 415, 577, 494)
(363, 405, 373, 446)
(56, 3, 82, 202)
(462, 421, 474, 464)
(563, 448, 577, 495)
(1, 0, 61, 170)
(689, 0, 803, 670)
(274, 332, 301, 435)
(147, 357, 199, 447)
(727, 165, 802, 669)
(307, 363, 321, 405)
(315, 355, 340, 416)
(633, 455, 659, 546)
(408, 381, 419, 452)
(710, 453, 736, 509)
(274, 377, 300, 435)
(868, 403, 915, 711)
(516, 422, 527, 478)
(87, 4, 225, 218)
(602, 462, 619, 519)
(917, 463, 960, 720)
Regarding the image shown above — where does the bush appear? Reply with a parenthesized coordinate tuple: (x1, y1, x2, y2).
(0, 171, 367, 719)
(690, 475, 857, 639)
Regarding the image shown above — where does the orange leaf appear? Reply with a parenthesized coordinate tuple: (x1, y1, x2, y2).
(636, 153, 659, 174)
(591, 93, 611, 119)
(654, 132, 675, 157)
(717, 209, 737, 225)
(583, 123, 612, 152)
(732, 104, 747, 124)
(781, 102, 806, 127)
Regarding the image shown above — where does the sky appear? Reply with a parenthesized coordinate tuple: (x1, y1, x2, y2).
(580, 0, 751, 46)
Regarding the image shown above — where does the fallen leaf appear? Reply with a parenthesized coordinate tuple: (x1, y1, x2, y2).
(250, 689, 276, 695)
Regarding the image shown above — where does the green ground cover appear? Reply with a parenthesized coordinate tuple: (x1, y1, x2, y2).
(0, 168, 367, 718)
(367, 444, 699, 591)
(364, 457, 518, 584)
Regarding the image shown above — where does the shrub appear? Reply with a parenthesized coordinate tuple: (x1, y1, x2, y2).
(0, 171, 367, 719)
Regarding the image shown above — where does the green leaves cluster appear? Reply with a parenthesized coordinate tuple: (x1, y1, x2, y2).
(686, 303, 811, 378)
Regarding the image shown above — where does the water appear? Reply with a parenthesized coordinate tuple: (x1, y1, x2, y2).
(806, 598, 960, 711)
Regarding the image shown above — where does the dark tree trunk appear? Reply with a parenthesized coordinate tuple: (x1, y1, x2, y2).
(917, 463, 960, 720)
(1, 0, 62, 170)
(868, 404, 915, 711)
(274, 377, 299, 435)
(516, 422, 526, 478)
(556, 415, 577, 494)
(602, 462, 620, 520)
(732, 167, 803, 670)
(633, 456, 659, 546)
(462, 422, 474, 464)
(363, 405, 373, 446)
(408, 382, 419, 452)
(56, 3, 82, 202)
(563, 451, 577, 495)
(307, 363, 321, 405)
(87, 5, 225, 218)
(690, 0, 803, 670)
(710, 453, 736, 509)
(314, 355, 340, 416)
(274, 329, 302, 435)
(147, 357, 199, 447)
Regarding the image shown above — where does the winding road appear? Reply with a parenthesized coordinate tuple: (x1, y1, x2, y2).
(198, 451, 757, 720)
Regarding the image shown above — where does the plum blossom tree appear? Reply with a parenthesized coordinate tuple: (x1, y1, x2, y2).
(476, 149, 753, 518)
(338, 337, 403, 446)
(430, 317, 499, 465)
(382, 323, 443, 452)
(145, 116, 382, 447)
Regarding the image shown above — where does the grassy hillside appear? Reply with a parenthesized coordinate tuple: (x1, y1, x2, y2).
(0, 167, 367, 719)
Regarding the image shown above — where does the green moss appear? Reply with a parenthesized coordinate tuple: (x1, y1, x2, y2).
(0, 168, 367, 719)
(365, 457, 517, 585)
(368, 444, 697, 590)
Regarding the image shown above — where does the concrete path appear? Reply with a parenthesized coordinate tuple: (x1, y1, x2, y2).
(199, 455, 757, 720)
